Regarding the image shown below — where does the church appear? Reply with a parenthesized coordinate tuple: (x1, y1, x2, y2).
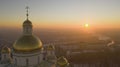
(0, 7, 69, 67)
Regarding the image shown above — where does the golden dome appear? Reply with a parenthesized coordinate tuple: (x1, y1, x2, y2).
(1, 47, 11, 53)
(13, 35, 42, 52)
(47, 45, 55, 50)
(57, 56, 69, 66)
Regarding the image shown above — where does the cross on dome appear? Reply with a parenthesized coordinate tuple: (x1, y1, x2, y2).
(26, 6, 29, 20)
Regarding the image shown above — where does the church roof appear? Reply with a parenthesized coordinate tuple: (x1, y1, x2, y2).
(23, 19, 32, 25)
(13, 35, 43, 52)
(57, 56, 69, 66)
(1, 47, 10, 53)
(47, 45, 55, 50)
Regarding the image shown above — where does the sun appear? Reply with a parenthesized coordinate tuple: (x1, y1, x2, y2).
(85, 23, 89, 28)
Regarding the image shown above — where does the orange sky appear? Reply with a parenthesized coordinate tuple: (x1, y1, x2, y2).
(0, 0, 120, 30)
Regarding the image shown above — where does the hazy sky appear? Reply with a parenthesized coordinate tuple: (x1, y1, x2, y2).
(0, 0, 120, 29)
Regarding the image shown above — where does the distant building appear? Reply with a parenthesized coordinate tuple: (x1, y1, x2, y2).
(0, 7, 69, 67)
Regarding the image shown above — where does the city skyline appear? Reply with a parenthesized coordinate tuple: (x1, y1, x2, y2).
(0, 0, 120, 29)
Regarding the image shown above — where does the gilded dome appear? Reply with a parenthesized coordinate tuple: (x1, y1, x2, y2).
(13, 35, 42, 52)
(47, 45, 55, 50)
(1, 47, 11, 53)
(57, 56, 69, 66)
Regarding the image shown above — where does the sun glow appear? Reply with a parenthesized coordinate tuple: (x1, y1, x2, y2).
(85, 23, 89, 28)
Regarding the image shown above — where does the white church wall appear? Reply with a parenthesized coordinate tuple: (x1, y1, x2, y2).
(12, 51, 43, 67)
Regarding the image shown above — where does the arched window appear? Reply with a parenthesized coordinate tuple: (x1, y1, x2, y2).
(11, 53, 13, 58)
(26, 58, 29, 66)
(26, 27, 29, 33)
(15, 58, 17, 65)
(4, 54, 6, 59)
(38, 56, 40, 64)
(51, 51, 53, 55)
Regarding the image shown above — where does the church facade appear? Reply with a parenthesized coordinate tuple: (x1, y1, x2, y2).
(0, 7, 69, 67)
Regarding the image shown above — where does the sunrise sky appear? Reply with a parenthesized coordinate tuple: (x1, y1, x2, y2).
(0, 0, 120, 29)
